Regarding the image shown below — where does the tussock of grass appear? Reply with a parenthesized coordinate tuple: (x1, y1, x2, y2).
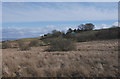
(29, 40, 47, 47)
(2, 42, 11, 49)
(18, 41, 30, 51)
(29, 40, 40, 47)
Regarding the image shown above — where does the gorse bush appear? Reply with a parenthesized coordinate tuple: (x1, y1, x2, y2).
(95, 27, 119, 40)
(47, 38, 76, 51)
(42, 38, 55, 45)
(18, 41, 30, 51)
(74, 31, 97, 42)
(29, 40, 40, 47)
(2, 42, 11, 49)
(29, 40, 47, 47)
(39, 41, 47, 46)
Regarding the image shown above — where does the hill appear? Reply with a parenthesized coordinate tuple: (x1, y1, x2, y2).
(2, 39, 119, 77)
(1, 27, 120, 77)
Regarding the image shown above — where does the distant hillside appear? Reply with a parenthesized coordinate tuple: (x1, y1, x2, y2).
(2, 27, 119, 43)
(40, 27, 120, 43)
(2, 38, 18, 41)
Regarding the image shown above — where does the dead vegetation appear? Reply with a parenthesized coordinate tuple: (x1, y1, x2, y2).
(17, 40, 31, 51)
(2, 42, 11, 49)
(46, 38, 76, 51)
(2, 39, 119, 77)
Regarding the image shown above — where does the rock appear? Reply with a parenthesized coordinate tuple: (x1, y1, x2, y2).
(97, 63, 103, 70)
(11, 73, 16, 77)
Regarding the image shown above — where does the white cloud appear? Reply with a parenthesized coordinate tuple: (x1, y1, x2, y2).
(97, 22, 119, 29)
(46, 25, 56, 29)
(2, 0, 119, 2)
(2, 25, 65, 38)
(102, 24, 108, 28)
(2, 24, 81, 38)
(95, 23, 111, 29)
(3, 2, 118, 23)
(0, 2, 2, 23)
(112, 22, 118, 26)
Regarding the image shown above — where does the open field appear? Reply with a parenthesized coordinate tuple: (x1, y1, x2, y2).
(2, 39, 119, 77)
(0, 42, 2, 78)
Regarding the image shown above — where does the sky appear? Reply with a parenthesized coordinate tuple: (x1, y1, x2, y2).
(2, 0, 120, 2)
(2, 2, 119, 39)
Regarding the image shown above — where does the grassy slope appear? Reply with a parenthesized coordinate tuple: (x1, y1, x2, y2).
(2, 39, 119, 77)
(2, 27, 119, 77)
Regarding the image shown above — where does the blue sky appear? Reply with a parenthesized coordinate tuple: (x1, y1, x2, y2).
(2, 2, 119, 39)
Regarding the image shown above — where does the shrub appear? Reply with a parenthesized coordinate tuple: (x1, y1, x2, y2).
(42, 38, 54, 45)
(95, 28, 119, 40)
(29, 40, 40, 47)
(47, 38, 76, 51)
(52, 30, 62, 37)
(18, 41, 30, 51)
(74, 31, 97, 42)
(39, 41, 47, 46)
(2, 42, 11, 49)
(29, 40, 47, 47)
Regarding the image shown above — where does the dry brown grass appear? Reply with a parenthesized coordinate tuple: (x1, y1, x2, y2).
(2, 39, 119, 77)
(0, 47, 2, 78)
(17, 41, 31, 51)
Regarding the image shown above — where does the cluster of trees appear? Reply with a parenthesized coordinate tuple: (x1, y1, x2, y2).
(42, 23, 95, 38)
(67, 23, 94, 34)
